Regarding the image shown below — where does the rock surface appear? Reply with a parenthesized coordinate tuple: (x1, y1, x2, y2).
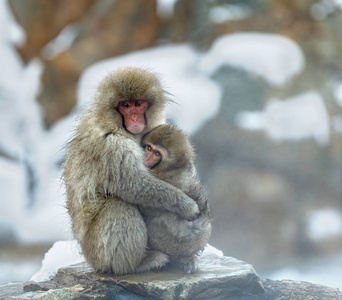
(262, 279, 342, 300)
(0, 254, 264, 300)
(0, 254, 341, 300)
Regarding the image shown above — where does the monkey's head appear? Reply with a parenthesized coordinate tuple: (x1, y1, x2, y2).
(93, 68, 167, 135)
(142, 125, 195, 175)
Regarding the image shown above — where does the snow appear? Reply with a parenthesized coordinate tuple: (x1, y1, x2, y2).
(31, 240, 84, 282)
(209, 3, 252, 24)
(0, 158, 71, 244)
(78, 44, 222, 135)
(0, 1, 72, 243)
(310, 0, 342, 20)
(236, 91, 330, 145)
(305, 208, 342, 242)
(157, 0, 177, 18)
(200, 33, 305, 86)
(268, 208, 342, 290)
(42, 24, 79, 60)
(203, 244, 224, 257)
(0, 159, 26, 222)
(334, 83, 342, 107)
(0, 0, 25, 46)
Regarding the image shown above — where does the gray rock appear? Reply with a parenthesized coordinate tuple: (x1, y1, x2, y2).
(261, 278, 342, 300)
(1, 254, 341, 300)
(0, 254, 264, 300)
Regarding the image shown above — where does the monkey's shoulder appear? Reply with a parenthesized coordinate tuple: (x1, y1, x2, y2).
(104, 132, 144, 159)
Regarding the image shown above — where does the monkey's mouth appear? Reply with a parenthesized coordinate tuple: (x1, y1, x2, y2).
(143, 160, 152, 170)
(127, 124, 145, 134)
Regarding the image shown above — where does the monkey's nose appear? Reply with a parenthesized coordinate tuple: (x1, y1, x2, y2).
(131, 114, 138, 121)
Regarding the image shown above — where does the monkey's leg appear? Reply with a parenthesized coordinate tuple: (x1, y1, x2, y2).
(173, 256, 198, 274)
(83, 199, 148, 275)
(135, 250, 169, 273)
(145, 213, 210, 274)
(147, 212, 211, 246)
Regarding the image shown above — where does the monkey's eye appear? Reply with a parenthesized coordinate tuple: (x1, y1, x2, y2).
(146, 145, 152, 151)
(135, 100, 143, 107)
(155, 151, 161, 157)
(121, 101, 131, 108)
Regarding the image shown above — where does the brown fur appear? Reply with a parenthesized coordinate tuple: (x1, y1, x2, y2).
(64, 68, 199, 275)
(141, 125, 211, 273)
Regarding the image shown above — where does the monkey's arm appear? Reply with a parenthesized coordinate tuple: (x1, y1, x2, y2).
(115, 168, 199, 220)
(103, 136, 199, 220)
(184, 180, 208, 213)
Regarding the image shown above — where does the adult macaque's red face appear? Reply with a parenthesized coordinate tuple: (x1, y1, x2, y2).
(117, 100, 148, 134)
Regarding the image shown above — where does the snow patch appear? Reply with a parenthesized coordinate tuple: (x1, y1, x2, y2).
(42, 24, 79, 60)
(311, 0, 342, 20)
(334, 83, 342, 107)
(203, 244, 224, 257)
(237, 91, 330, 145)
(200, 33, 305, 86)
(0, 0, 25, 45)
(209, 4, 252, 24)
(0, 2, 72, 244)
(0, 159, 26, 223)
(306, 208, 342, 242)
(31, 240, 84, 282)
(157, 0, 177, 18)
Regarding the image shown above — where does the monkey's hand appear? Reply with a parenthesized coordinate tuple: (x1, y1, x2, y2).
(186, 181, 209, 214)
(197, 197, 208, 213)
(174, 195, 200, 221)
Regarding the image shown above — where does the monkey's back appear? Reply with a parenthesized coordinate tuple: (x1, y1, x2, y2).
(63, 113, 148, 274)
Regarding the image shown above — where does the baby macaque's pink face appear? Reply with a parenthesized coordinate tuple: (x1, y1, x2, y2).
(117, 99, 148, 134)
(143, 144, 167, 169)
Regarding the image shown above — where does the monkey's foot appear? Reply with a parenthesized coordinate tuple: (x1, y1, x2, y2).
(136, 251, 169, 273)
(172, 257, 197, 274)
(182, 259, 197, 274)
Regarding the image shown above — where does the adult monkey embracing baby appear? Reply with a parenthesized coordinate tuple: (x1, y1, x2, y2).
(64, 68, 210, 275)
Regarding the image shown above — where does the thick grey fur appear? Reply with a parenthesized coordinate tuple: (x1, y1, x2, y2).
(63, 68, 199, 275)
(141, 125, 211, 273)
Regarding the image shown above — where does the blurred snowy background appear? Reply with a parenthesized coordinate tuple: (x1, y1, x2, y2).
(1, 0, 342, 290)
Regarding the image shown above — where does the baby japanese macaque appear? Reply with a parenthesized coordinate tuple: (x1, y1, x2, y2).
(141, 124, 211, 273)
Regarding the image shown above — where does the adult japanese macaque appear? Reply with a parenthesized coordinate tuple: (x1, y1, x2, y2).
(141, 124, 211, 273)
(63, 68, 200, 275)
